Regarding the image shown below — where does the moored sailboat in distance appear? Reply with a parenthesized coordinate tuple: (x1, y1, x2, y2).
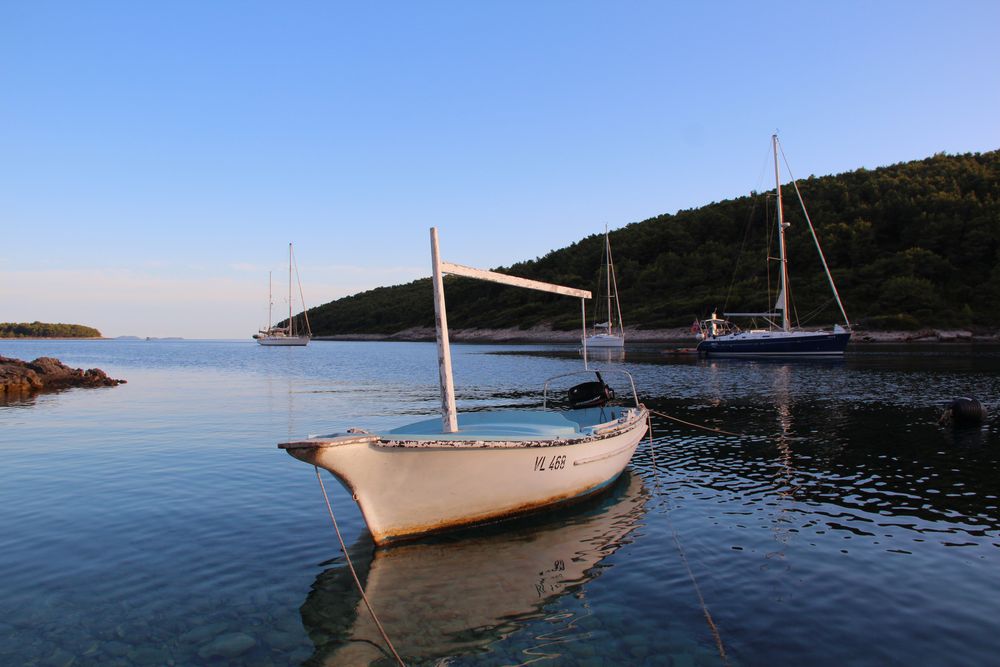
(254, 242, 312, 346)
(696, 135, 852, 357)
(585, 226, 625, 348)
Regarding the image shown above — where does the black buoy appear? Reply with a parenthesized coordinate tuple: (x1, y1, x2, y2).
(939, 397, 988, 426)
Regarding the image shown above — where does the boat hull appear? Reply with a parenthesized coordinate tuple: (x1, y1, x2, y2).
(585, 334, 624, 348)
(301, 471, 648, 665)
(283, 409, 648, 544)
(257, 336, 310, 346)
(697, 330, 850, 356)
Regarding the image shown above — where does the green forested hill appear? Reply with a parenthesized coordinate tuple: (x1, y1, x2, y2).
(304, 149, 1000, 335)
(0, 322, 102, 338)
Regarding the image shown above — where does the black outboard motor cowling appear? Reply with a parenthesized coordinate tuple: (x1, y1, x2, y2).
(568, 372, 615, 409)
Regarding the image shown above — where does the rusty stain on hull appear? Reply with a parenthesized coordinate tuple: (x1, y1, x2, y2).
(369, 476, 625, 545)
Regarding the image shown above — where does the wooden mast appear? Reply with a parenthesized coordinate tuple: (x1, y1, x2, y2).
(430, 227, 592, 434)
(430, 228, 458, 433)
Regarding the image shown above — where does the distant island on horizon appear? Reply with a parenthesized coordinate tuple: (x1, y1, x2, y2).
(114, 336, 185, 341)
(1, 322, 102, 339)
(293, 148, 1000, 337)
(0, 324, 191, 341)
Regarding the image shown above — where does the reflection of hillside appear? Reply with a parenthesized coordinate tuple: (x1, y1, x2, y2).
(300, 472, 648, 666)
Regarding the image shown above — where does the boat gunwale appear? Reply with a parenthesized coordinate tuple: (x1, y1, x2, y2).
(279, 406, 648, 451)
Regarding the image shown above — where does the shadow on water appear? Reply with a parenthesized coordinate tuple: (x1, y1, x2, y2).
(299, 471, 649, 667)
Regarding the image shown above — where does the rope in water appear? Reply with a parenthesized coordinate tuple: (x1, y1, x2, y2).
(646, 412, 730, 665)
(314, 466, 407, 667)
(648, 409, 745, 438)
(306, 410, 735, 666)
(668, 516, 730, 666)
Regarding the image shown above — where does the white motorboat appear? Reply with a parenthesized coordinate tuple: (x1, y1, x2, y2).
(280, 228, 649, 545)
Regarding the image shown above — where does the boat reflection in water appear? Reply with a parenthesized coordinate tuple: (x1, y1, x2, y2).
(300, 471, 649, 666)
(581, 346, 626, 365)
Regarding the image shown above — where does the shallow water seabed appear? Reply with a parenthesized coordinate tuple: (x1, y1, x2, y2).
(1, 339, 999, 666)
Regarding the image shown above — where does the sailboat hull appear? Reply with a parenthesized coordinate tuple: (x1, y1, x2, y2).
(257, 336, 310, 346)
(281, 407, 648, 545)
(697, 330, 850, 356)
(254, 243, 311, 345)
(585, 334, 625, 348)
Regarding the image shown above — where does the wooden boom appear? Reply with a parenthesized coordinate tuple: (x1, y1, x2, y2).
(441, 262, 592, 299)
(431, 228, 591, 433)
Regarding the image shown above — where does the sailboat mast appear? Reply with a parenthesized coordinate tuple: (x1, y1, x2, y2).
(605, 226, 612, 333)
(268, 271, 273, 330)
(608, 230, 623, 340)
(291, 244, 312, 337)
(773, 134, 791, 332)
(288, 242, 294, 336)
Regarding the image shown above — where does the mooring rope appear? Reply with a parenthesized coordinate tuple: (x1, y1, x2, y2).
(646, 416, 730, 665)
(314, 466, 407, 667)
(646, 412, 658, 471)
(668, 515, 730, 665)
(648, 409, 745, 438)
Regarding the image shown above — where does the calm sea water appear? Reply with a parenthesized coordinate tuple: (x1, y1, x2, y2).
(2, 339, 999, 666)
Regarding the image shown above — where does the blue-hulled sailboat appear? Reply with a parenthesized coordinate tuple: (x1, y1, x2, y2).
(696, 135, 852, 357)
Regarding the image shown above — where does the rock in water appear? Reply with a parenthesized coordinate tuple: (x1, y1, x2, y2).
(0, 355, 125, 395)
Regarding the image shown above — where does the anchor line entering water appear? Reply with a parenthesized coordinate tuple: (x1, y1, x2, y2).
(314, 466, 407, 667)
(646, 412, 658, 475)
(646, 419, 731, 666)
(649, 409, 745, 438)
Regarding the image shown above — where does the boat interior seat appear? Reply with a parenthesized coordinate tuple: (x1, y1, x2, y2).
(388, 410, 583, 439)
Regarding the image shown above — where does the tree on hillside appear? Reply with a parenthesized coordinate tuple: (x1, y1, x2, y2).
(302, 149, 1000, 335)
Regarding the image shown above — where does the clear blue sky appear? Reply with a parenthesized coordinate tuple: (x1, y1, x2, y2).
(2, 1, 998, 338)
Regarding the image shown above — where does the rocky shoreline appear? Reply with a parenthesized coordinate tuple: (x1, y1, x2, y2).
(314, 326, 1000, 345)
(0, 356, 126, 396)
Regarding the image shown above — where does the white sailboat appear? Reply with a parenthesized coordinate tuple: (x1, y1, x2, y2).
(280, 228, 649, 545)
(585, 227, 625, 348)
(254, 243, 312, 347)
(696, 135, 852, 356)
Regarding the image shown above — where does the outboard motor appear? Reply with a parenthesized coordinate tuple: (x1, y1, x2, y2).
(939, 397, 988, 426)
(568, 371, 615, 409)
